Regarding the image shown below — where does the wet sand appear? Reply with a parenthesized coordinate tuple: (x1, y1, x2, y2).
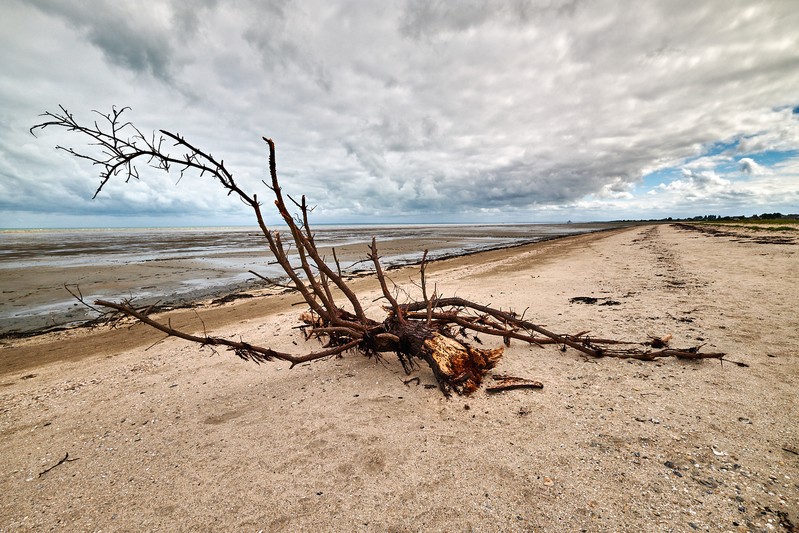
(0, 224, 611, 335)
(1, 224, 797, 531)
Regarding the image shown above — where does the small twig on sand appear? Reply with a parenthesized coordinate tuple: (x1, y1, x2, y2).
(38, 452, 79, 478)
(485, 374, 544, 394)
(721, 358, 749, 368)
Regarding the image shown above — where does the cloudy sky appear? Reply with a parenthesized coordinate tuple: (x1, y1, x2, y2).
(2, 0, 798, 228)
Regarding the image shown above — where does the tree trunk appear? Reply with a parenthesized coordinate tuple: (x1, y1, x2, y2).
(388, 319, 503, 395)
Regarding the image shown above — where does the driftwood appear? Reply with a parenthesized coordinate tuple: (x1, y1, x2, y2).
(486, 375, 544, 394)
(32, 106, 726, 395)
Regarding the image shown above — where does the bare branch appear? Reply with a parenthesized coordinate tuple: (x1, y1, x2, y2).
(34, 105, 728, 397)
(419, 249, 433, 326)
(369, 237, 403, 321)
(247, 270, 298, 291)
(95, 299, 360, 366)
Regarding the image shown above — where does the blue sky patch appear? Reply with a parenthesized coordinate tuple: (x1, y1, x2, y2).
(639, 146, 798, 192)
(745, 149, 799, 166)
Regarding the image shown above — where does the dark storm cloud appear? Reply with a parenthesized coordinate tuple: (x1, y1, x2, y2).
(27, 0, 180, 81)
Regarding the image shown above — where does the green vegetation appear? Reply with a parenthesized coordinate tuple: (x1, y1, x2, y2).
(614, 213, 799, 228)
(697, 215, 799, 232)
(724, 224, 798, 232)
(697, 218, 799, 231)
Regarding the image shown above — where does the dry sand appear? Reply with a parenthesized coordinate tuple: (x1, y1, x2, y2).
(1, 223, 797, 531)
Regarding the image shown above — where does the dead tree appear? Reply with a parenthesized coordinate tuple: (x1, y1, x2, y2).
(31, 106, 726, 395)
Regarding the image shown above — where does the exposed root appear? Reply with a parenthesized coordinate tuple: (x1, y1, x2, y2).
(35, 105, 730, 396)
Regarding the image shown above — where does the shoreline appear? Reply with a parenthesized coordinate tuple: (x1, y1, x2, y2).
(0, 223, 631, 339)
(2, 223, 797, 531)
(0, 226, 634, 375)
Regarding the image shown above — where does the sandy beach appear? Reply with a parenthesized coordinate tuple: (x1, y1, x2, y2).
(1, 223, 797, 531)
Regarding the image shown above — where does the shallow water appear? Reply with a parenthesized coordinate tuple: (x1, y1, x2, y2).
(0, 223, 606, 335)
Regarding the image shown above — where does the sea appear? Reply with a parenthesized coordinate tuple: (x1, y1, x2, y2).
(0, 223, 612, 336)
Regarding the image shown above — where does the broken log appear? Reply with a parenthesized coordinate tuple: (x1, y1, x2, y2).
(388, 319, 503, 395)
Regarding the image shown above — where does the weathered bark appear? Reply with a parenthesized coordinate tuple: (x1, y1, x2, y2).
(387, 319, 503, 395)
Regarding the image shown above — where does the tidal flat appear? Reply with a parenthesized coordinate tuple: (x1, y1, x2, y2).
(0, 223, 611, 335)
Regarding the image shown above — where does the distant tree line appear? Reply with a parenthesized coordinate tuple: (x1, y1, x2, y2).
(682, 213, 796, 222)
(614, 213, 798, 223)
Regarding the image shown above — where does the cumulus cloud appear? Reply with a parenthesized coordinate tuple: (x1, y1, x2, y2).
(672, 169, 732, 192)
(739, 157, 766, 175)
(2, 0, 799, 227)
(595, 178, 634, 200)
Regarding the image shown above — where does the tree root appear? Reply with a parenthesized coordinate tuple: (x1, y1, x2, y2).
(34, 106, 729, 396)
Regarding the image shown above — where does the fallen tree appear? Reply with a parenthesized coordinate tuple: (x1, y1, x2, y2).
(32, 106, 725, 395)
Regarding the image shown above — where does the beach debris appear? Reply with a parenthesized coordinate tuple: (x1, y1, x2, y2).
(485, 374, 544, 394)
(38, 452, 79, 478)
(722, 358, 750, 368)
(569, 296, 621, 306)
(402, 377, 420, 387)
(33, 106, 728, 396)
(210, 293, 254, 306)
(646, 334, 672, 349)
